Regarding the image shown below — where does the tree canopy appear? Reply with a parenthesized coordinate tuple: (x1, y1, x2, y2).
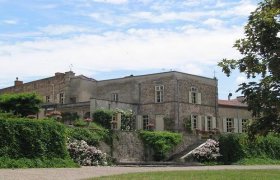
(0, 93, 42, 117)
(218, 0, 280, 136)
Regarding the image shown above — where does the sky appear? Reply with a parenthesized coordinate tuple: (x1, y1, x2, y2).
(0, 0, 261, 99)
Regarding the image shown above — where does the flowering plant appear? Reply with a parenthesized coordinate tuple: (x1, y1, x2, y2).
(67, 139, 107, 166)
(192, 139, 219, 162)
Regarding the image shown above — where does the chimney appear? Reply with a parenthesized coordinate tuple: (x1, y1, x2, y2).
(228, 93, 232, 101)
(55, 72, 64, 77)
(14, 77, 23, 86)
(65, 71, 75, 78)
(236, 96, 245, 102)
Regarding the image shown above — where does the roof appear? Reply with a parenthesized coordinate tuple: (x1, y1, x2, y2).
(218, 99, 248, 108)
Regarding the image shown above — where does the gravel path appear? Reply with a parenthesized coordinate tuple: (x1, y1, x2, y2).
(0, 165, 280, 180)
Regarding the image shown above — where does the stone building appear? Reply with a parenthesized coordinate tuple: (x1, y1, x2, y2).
(0, 70, 252, 133)
(0, 71, 96, 118)
(218, 97, 251, 133)
(91, 71, 218, 132)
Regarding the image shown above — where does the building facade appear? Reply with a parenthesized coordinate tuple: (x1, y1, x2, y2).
(0, 71, 252, 133)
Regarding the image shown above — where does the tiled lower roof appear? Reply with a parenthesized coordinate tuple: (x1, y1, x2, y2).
(218, 99, 248, 108)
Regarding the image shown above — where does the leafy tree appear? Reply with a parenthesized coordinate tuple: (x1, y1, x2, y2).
(0, 93, 42, 117)
(218, 0, 280, 136)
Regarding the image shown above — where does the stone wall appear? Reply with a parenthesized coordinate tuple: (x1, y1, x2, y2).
(111, 131, 147, 162)
(109, 131, 202, 162)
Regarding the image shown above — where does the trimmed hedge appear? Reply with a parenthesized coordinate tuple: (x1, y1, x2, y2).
(139, 131, 182, 161)
(92, 109, 113, 129)
(0, 118, 68, 159)
(219, 133, 280, 164)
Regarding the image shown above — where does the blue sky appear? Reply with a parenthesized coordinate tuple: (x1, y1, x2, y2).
(0, 0, 261, 99)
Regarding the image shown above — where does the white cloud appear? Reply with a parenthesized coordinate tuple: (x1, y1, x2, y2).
(203, 18, 223, 28)
(39, 25, 91, 35)
(236, 75, 248, 85)
(3, 19, 18, 25)
(92, 0, 127, 4)
(0, 25, 243, 88)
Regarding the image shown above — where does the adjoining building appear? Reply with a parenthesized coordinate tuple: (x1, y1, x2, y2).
(0, 71, 252, 133)
(218, 97, 251, 133)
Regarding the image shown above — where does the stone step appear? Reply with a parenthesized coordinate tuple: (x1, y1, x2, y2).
(116, 161, 203, 167)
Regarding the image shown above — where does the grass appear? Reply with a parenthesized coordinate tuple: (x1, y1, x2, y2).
(0, 157, 79, 168)
(237, 158, 280, 165)
(91, 170, 280, 180)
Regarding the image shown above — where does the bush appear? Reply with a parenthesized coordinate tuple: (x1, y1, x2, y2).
(66, 125, 109, 146)
(192, 139, 219, 162)
(0, 117, 68, 159)
(139, 131, 182, 161)
(92, 109, 113, 129)
(0, 157, 78, 168)
(218, 134, 245, 164)
(67, 139, 107, 166)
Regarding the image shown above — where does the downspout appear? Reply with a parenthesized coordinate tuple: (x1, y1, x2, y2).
(176, 79, 180, 132)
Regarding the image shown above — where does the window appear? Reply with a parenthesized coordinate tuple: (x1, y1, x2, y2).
(143, 115, 149, 130)
(112, 93, 118, 102)
(69, 97, 76, 103)
(46, 96, 50, 103)
(190, 86, 199, 104)
(59, 93, 64, 104)
(207, 116, 212, 131)
(242, 119, 248, 133)
(226, 118, 233, 132)
(111, 114, 118, 130)
(192, 115, 197, 129)
(155, 85, 164, 103)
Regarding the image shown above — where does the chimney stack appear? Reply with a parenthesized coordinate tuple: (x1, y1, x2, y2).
(14, 77, 23, 86)
(228, 93, 232, 101)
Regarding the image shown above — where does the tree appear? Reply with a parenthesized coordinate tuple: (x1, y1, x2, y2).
(218, 0, 280, 136)
(0, 93, 42, 117)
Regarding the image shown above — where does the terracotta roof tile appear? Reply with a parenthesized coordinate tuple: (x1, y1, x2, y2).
(218, 99, 248, 108)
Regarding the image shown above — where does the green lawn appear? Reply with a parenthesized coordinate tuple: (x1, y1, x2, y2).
(91, 170, 280, 180)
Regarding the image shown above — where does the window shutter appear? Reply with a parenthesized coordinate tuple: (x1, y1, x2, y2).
(117, 113, 122, 130)
(223, 118, 227, 133)
(197, 115, 202, 130)
(238, 119, 243, 133)
(136, 115, 143, 130)
(212, 117, 216, 129)
(204, 116, 208, 131)
(234, 118, 238, 133)
(190, 115, 194, 130)
(189, 91, 192, 103)
(56, 94, 59, 103)
(197, 93, 201, 104)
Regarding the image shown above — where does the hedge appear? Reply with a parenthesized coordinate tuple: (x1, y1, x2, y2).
(219, 133, 280, 164)
(139, 131, 182, 161)
(0, 118, 68, 159)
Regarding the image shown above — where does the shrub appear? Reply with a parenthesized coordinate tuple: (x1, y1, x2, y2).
(192, 139, 219, 162)
(0, 93, 42, 117)
(139, 131, 182, 161)
(67, 139, 107, 166)
(66, 125, 109, 146)
(0, 157, 78, 168)
(93, 109, 113, 129)
(218, 133, 245, 164)
(0, 117, 68, 159)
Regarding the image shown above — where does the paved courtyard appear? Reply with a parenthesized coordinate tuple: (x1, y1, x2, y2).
(0, 165, 280, 180)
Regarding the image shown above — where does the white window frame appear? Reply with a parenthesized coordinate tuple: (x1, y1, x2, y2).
(46, 95, 50, 103)
(242, 119, 248, 133)
(112, 93, 118, 102)
(143, 115, 149, 130)
(155, 85, 164, 103)
(192, 115, 198, 129)
(59, 93, 64, 104)
(226, 118, 233, 132)
(207, 116, 212, 131)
